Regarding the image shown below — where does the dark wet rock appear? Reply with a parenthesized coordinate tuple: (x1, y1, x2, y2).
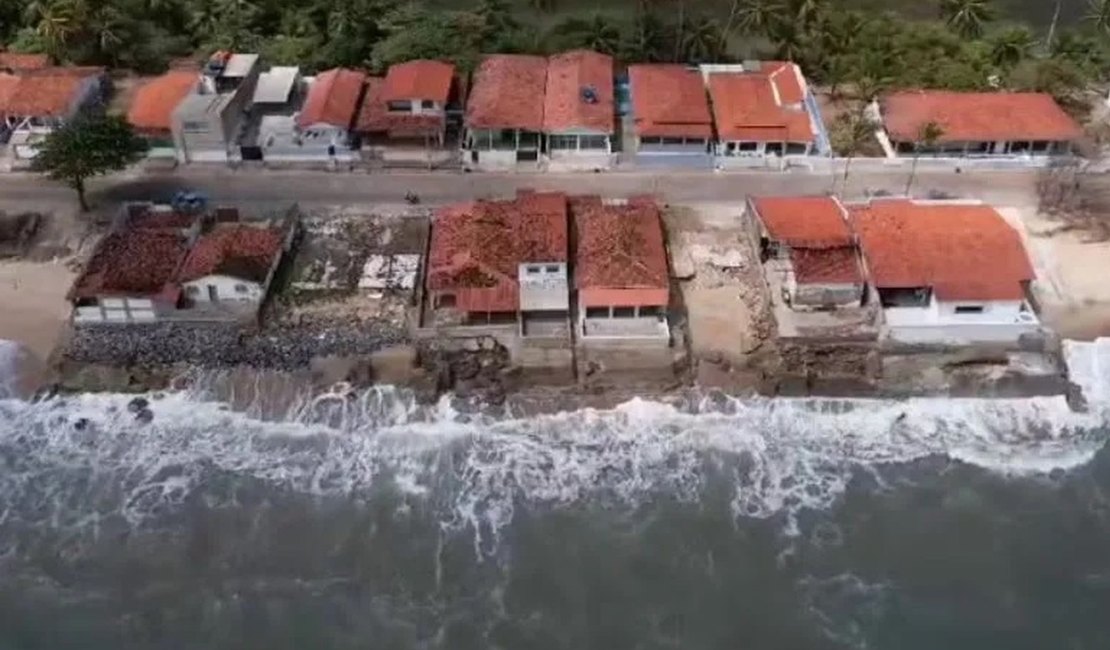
(134, 408, 154, 424)
(73, 417, 89, 431)
(127, 397, 149, 413)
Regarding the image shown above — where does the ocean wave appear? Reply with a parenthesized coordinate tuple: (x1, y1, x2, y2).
(0, 339, 1108, 553)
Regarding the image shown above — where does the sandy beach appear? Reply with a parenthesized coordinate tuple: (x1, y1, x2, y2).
(0, 258, 76, 363)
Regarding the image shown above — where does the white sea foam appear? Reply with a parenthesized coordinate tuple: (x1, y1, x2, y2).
(1, 339, 1109, 553)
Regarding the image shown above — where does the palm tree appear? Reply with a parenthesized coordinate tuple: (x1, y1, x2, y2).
(28, 0, 85, 59)
(939, 0, 995, 39)
(582, 13, 622, 54)
(1087, 0, 1110, 35)
(905, 121, 945, 196)
(682, 15, 722, 62)
(1045, 0, 1063, 51)
(624, 10, 667, 62)
(988, 26, 1034, 68)
(767, 19, 804, 61)
(788, 0, 827, 30)
(733, 0, 783, 36)
(551, 13, 621, 55)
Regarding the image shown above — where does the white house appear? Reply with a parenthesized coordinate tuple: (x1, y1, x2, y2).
(171, 52, 260, 163)
(850, 198, 1039, 345)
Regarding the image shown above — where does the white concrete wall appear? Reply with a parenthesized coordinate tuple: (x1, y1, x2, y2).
(184, 275, 264, 303)
(883, 295, 1039, 344)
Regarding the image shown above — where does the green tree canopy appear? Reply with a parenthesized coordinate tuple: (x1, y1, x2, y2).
(32, 114, 149, 211)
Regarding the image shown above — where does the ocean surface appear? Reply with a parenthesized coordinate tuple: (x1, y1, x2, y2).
(1, 340, 1110, 650)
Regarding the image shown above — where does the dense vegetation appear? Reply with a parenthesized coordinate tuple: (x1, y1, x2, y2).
(1, 0, 1108, 106)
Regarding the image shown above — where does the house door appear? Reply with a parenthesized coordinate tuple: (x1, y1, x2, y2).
(207, 285, 219, 301)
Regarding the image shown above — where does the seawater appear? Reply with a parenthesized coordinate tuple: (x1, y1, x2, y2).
(0, 340, 1108, 649)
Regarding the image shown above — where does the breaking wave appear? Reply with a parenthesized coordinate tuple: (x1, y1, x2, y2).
(0, 339, 1108, 553)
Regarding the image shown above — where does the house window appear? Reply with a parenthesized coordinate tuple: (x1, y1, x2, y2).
(954, 305, 984, 314)
(662, 137, 684, 146)
(495, 129, 517, 150)
(518, 131, 540, 149)
(527, 266, 541, 274)
(639, 306, 663, 318)
(387, 101, 412, 113)
(182, 120, 208, 133)
(549, 134, 577, 150)
(579, 135, 607, 150)
(185, 285, 199, 295)
(968, 141, 991, 154)
(586, 307, 609, 319)
(1030, 141, 1050, 153)
(765, 142, 785, 156)
(1009, 141, 1031, 154)
(234, 283, 249, 294)
(640, 136, 662, 145)
(738, 142, 758, 152)
(785, 142, 807, 155)
(613, 306, 635, 318)
(545, 265, 559, 273)
(437, 293, 456, 308)
(421, 100, 435, 109)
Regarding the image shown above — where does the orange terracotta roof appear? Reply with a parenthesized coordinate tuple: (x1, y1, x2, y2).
(0, 52, 50, 72)
(382, 59, 454, 103)
(178, 224, 284, 283)
(355, 76, 444, 138)
(573, 197, 668, 294)
(428, 191, 568, 312)
(0, 67, 102, 117)
(751, 196, 852, 248)
(707, 71, 813, 143)
(849, 199, 1035, 301)
(882, 91, 1083, 143)
(628, 64, 712, 139)
(765, 61, 805, 105)
(297, 68, 366, 129)
(0, 73, 18, 109)
(466, 54, 547, 131)
(70, 229, 188, 300)
(790, 247, 861, 284)
(127, 69, 197, 133)
(543, 50, 613, 134)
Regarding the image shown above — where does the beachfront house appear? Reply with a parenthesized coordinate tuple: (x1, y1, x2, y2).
(849, 198, 1039, 345)
(748, 195, 864, 308)
(625, 64, 714, 168)
(69, 202, 296, 325)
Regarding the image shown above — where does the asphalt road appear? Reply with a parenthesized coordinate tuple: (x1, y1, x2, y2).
(0, 167, 1047, 212)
